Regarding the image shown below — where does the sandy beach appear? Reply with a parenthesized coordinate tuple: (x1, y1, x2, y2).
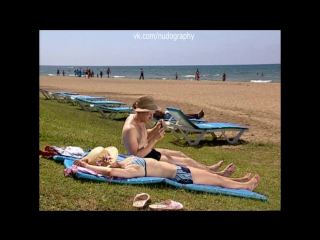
(40, 76, 280, 144)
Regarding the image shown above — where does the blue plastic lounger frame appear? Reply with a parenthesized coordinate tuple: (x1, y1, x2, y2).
(39, 89, 78, 101)
(53, 153, 267, 201)
(75, 97, 125, 111)
(51, 92, 79, 103)
(63, 95, 107, 105)
(165, 107, 249, 146)
(92, 105, 133, 120)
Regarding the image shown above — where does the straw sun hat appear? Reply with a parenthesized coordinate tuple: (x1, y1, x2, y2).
(133, 95, 159, 112)
(86, 146, 118, 166)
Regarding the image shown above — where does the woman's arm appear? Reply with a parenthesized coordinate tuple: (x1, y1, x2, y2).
(74, 159, 140, 178)
(123, 125, 161, 157)
(147, 120, 166, 140)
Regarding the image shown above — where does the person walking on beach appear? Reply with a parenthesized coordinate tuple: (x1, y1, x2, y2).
(57, 69, 60, 76)
(195, 69, 200, 81)
(222, 72, 226, 81)
(62, 70, 65, 77)
(139, 68, 144, 80)
(106, 68, 111, 78)
(175, 72, 178, 80)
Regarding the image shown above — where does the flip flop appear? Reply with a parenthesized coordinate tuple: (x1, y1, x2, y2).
(133, 193, 150, 208)
(149, 199, 183, 211)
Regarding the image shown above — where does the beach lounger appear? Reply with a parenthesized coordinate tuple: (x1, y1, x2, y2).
(75, 97, 125, 111)
(165, 107, 249, 146)
(92, 105, 133, 120)
(50, 92, 79, 103)
(39, 89, 78, 100)
(64, 95, 107, 105)
(147, 113, 206, 129)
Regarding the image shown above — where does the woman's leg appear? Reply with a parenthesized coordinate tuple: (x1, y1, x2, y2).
(156, 148, 235, 177)
(189, 167, 260, 191)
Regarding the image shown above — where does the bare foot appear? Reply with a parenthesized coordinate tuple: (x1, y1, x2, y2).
(248, 174, 260, 191)
(231, 173, 252, 182)
(198, 109, 204, 118)
(209, 160, 224, 171)
(220, 163, 235, 177)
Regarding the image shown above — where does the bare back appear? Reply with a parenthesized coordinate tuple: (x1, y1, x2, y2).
(120, 156, 177, 179)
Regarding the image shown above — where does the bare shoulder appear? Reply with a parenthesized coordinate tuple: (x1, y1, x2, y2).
(123, 115, 138, 132)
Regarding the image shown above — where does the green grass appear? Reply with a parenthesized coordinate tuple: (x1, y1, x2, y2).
(39, 97, 281, 211)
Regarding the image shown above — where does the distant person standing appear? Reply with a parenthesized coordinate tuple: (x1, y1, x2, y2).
(139, 68, 144, 80)
(175, 72, 178, 80)
(195, 69, 200, 81)
(57, 69, 60, 76)
(106, 68, 111, 78)
(222, 72, 226, 81)
(261, 73, 264, 77)
(62, 70, 65, 76)
(100, 70, 103, 78)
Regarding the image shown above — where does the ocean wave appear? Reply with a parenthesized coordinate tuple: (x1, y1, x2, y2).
(113, 76, 125, 78)
(250, 80, 272, 83)
(184, 75, 195, 78)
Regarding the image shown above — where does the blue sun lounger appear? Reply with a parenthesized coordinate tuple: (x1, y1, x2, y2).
(39, 89, 78, 101)
(165, 107, 249, 145)
(64, 95, 108, 105)
(75, 97, 125, 111)
(92, 105, 133, 120)
(51, 92, 80, 103)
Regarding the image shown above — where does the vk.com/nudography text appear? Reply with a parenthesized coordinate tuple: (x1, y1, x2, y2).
(133, 32, 194, 41)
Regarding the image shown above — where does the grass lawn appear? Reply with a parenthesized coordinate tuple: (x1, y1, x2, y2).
(39, 97, 281, 211)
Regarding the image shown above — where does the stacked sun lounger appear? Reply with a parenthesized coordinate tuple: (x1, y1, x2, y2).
(92, 105, 133, 120)
(40, 89, 133, 120)
(39, 89, 78, 101)
(74, 97, 126, 111)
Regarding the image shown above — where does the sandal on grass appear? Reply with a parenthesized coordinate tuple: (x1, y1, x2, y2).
(149, 199, 183, 211)
(133, 193, 150, 208)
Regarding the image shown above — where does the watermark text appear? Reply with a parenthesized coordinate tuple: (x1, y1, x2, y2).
(133, 32, 194, 41)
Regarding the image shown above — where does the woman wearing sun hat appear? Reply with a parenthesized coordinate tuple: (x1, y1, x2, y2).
(121, 95, 236, 177)
(83, 146, 119, 166)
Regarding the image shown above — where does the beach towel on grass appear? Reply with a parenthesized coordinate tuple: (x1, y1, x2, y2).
(40, 146, 91, 159)
(52, 151, 268, 201)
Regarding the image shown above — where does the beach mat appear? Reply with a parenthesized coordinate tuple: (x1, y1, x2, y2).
(54, 154, 268, 201)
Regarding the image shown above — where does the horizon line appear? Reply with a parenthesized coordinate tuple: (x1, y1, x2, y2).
(40, 63, 280, 67)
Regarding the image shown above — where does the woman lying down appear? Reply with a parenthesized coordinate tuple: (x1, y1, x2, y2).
(74, 146, 260, 191)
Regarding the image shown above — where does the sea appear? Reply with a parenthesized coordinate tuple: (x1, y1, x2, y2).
(39, 64, 280, 83)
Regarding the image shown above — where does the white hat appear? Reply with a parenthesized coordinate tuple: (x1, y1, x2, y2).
(86, 146, 118, 166)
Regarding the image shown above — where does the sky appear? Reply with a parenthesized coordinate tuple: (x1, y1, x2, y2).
(39, 30, 281, 66)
